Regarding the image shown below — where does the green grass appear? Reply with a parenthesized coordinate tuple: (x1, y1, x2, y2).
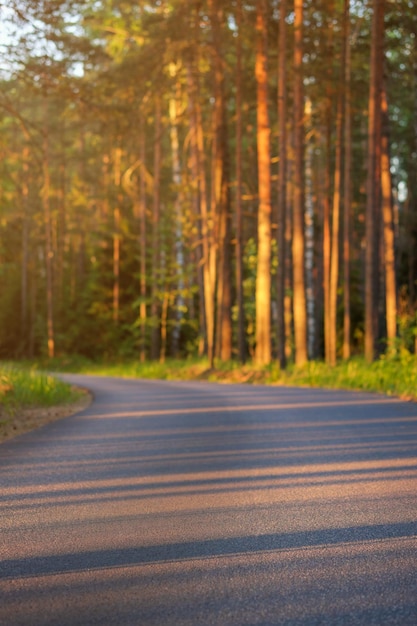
(0, 363, 83, 411)
(23, 351, 417, 402)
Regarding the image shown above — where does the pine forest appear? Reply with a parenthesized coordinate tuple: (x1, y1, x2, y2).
(1, 0, 416, 369)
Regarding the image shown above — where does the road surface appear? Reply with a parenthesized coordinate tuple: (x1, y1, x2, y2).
(1, 375, 417, 625)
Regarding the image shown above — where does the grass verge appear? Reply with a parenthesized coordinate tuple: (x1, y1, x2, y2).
(0, 363, 89, 443)
(27, 352, 417, 402)
(0, 363, 83, 410)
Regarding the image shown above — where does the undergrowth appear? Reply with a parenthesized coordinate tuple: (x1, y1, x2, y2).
(0, 363, 82, 412)
(23, 351, 417, 402)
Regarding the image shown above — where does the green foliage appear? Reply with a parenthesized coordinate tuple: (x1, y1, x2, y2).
(0, 363, 82, 410)
(31, 353, 417, 403)
(0, 1, 416, 366)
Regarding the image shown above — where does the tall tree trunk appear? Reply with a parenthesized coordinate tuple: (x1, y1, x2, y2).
(186, 67, 207, 356)
(254, 0, 272, 366)
(151, 97, 162, 360)
(343, 0, 352, 360)
(323, 1, 335, 363)
(113, 146, 122, 324)
(21, 144, 29, 354)
(168, 65, 184, 357)
(292, 0, 307, 366)
(277, 0, 287, 369)
(187, 44, 216, 366)
(381, 83, 397, 352)
(139, 117, 147, 362)
(329, 19, 345, 366)
(305, 99, 315, 359)
(42, 101, 55, 359)
(236, 0, 246, 363)
(365, 0, 384, 361)
(209, 0, 232, 361)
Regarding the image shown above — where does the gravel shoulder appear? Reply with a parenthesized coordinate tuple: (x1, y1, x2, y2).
(0, 387, 92, 444)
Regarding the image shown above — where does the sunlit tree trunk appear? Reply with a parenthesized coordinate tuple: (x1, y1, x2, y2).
(365, 0, 384, 361)
(410, 43, 417, 310)
(329, 20, 345, 366)
(139, 117, 147, 362)
(305, 99, 315, 359)
(21, 144, 29, 353)
(42, 99, 55, 359)
(254, 0, 272, 366)
(151, 97, 162, 360)
(187, 20, 216, 366)
(113, 146, 122, 324)
(343, 0, 351, 360)
(292, 0, 307, 366)
(209, 0, 232, 362)
(56, 158, 66, 323)
(277, 0, 287, 369)
(381, 84, 397, 352)
(235, 0, 246, 363)
(168, 65, 184, 357)
(323, 1, 334, 363)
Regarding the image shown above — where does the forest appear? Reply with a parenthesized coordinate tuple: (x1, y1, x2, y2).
(0, 0, 416, 369)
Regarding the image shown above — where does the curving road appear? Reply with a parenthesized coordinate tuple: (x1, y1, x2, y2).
(1, 375, 417, 625)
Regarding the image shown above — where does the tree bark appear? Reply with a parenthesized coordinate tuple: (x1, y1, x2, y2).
(113, 146, 122, 325)
(292, 0, 307, 366)
(277, 0, 287, 369)
(235, 0, 246, 363)
(329, 16, 345, 366)
(139, 116, 147, 362)
(343, 0, 351, 360)
(323, 0, 335, 363)
(187, 55, 216, 366)
(151, 96, 162, 360)
(365, 0, 384, 361)
(168, 65, 184, 357)
(305, 99, 315, 359)
(42, 100, 55, 359)
(381, 83, 397, 352)
(254, 0, 272, 366)
(21, 144, 29, 354)
(209, 0, 232, 362)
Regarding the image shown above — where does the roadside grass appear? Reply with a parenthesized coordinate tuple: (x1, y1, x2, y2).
(25, 351, 417, 402)
(0, 363, 83, 413)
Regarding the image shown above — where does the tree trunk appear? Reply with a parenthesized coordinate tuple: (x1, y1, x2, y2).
(305, 99, 315, 359)
(365, 0, 384, 361)
(329, 22, 345, 366)
(343, 0, 351, 360)
(292, 0, 307, 366)
(323, 1, 335, 363)
(254, 0, 272, 366)
(113, 146, 122, 325)
(277, 0, 287, 369)
(168, 65, 184, 357)
(42, 98, 55, 359)
(209, 0, 232, 362)
(235, 0, 246, 363)
(139, 117, 147, 362)
(381, 83, 397, 352)
(151, 97, 162, 360)
(187, 47, 216, 367)
(21, 145, 29, 354)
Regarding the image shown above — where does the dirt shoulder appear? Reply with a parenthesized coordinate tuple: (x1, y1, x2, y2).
(0, 388, 92, 444)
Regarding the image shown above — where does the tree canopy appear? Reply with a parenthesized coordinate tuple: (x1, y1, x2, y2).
(0, 0, 416, 363)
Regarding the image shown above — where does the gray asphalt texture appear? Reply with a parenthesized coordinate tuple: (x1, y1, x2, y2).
(1, 375, 417, 625)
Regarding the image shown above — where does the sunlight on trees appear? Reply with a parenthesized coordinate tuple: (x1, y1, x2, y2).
(0, 0, 416, 365)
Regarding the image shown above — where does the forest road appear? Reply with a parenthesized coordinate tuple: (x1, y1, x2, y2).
(1, 375, 417, 626)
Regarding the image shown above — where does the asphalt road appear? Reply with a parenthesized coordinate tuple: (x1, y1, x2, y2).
(1, 375, 417, 626)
